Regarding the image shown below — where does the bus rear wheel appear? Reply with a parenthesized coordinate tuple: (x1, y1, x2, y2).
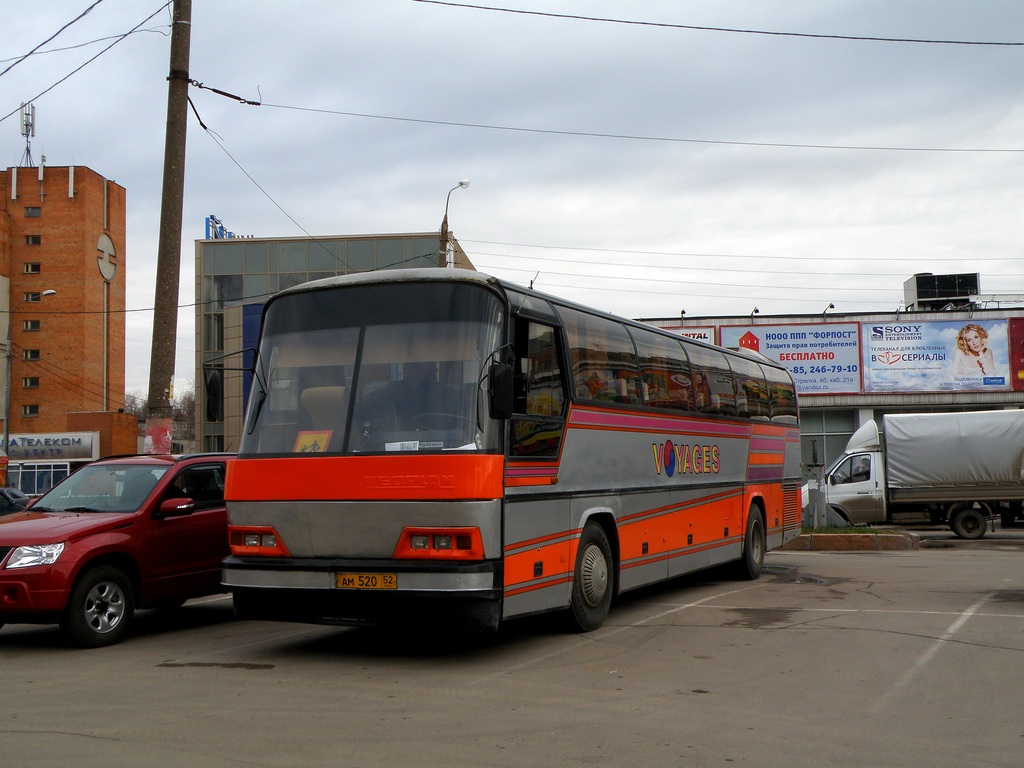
(734, 506, 765, 581)
(568, 522, 613, 632)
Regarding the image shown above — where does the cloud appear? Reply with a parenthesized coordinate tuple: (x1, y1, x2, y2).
(5, 0, 1024, 394)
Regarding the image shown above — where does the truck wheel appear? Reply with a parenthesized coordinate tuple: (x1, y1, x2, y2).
(734, 506, 765, 580)
(949, 504, 988, 540)
(60, 566, 135, 648)
(567, 522, 613, 632)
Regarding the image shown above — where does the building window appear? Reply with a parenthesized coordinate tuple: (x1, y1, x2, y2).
(23, 292, 44, 303)
(24, 263, 41, 274)
(24, 207, 41, 218)
(24, 235, 41, 246)
(22, 377, 39, 388)
(23, 350, 40, 361)
(21, 404, 39, 417)
(9, 462, 69, 495)
(23, 320, 40, 332)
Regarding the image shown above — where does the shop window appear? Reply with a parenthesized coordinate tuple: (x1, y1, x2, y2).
(10, 462, 70, 495)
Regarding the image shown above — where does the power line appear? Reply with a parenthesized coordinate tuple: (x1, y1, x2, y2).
(0, 27, 170, 66)
(468, 258, 909, 295)
(0, 0, 106, 79)
(256, 100, 1024, 154)
(413, 1, 1024, 46)
(461, 238, 1024, 264)
(0, 2, 171, 125)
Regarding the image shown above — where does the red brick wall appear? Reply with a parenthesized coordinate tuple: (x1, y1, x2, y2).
(0, 166, 126, 437)
(67, 411, 139, 457)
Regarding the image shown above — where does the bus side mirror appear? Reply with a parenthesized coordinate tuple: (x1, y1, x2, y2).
(488, 363, 513, 420)
(205, 369, 222, 422)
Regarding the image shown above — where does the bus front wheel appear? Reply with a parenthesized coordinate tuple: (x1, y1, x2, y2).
(568, 522, 613, 632)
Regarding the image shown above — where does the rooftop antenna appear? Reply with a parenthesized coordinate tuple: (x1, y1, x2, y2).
(19, 103, 35, 167)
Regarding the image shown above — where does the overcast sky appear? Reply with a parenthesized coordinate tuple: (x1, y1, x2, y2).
(4, 1, 1024, 396)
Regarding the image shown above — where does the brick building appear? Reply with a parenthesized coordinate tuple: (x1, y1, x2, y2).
(0, 164, 135, 492)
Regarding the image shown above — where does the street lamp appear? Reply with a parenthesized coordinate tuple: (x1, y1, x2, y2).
(438, 179, 470, 268)
(4, 289, 55, 483)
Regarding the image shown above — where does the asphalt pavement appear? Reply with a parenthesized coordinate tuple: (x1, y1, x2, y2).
(3, 538, 1024, 766)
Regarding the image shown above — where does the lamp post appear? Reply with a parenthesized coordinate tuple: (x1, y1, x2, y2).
(438, 179, 470, 268)
(4, 289, 55, 481)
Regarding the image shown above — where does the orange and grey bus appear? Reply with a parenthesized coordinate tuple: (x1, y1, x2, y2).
(222, 268, 801, 632)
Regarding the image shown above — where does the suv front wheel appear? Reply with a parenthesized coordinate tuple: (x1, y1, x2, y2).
(60, 566, 135, 648)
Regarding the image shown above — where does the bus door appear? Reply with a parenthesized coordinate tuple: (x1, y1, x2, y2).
(503, 316, 572, 618)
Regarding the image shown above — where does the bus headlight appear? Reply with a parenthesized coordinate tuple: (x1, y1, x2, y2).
(229, 526, 290, 557)
(393, 527, 483, 560)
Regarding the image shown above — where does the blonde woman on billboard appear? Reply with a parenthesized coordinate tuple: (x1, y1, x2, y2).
(950, 323, 996, 377)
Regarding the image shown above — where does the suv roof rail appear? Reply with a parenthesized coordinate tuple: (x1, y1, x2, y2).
(94, 452, 236, 462)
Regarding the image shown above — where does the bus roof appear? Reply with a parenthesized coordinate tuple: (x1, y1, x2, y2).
(270, 267, 790, 374)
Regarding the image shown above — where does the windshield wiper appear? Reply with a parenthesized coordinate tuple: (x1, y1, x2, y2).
(63, 506, 109, 513)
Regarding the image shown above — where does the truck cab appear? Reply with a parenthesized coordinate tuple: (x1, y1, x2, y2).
(824, 421, 885, 526)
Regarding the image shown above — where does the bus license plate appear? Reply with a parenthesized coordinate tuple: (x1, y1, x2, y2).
(336, 573, 397, 590)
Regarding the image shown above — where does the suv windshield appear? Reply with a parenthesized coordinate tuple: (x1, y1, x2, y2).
(33, 464, 168, 513)
(240, 281, 506, 457)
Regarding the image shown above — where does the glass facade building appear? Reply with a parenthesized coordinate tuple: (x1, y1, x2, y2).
(196, 233, 473, 452)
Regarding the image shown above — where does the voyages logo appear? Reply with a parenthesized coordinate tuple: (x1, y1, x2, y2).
(652, 440, 720, 477)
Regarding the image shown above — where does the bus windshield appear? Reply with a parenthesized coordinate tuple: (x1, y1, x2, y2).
(239, 280, 506, 457)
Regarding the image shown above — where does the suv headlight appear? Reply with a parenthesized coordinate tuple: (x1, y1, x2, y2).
(6, 543, 65, 569)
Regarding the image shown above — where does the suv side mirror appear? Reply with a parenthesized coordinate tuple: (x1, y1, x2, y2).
(488, 363, 513, 420)
(156, 498, 195, 519)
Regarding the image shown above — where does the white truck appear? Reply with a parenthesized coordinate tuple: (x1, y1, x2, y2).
(823, 410, 1024, 539)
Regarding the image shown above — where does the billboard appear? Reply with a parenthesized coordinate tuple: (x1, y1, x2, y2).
(1010, 318, 1024, 392)
(720, 324, 860, 394)
(862, 319, 1010, 392)
(646, 323, 716, 344)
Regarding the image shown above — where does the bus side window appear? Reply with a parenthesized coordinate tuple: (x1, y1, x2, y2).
(762, 364, 798, 424)
(685, 343, 737, 416)
(729, 355, 770, 421)
(560, 307, 641, 405)
(510, 319, 567, 457)
(631, 327, 694, 411)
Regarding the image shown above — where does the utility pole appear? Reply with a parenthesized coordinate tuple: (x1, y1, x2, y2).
(145, 0, 191, 453)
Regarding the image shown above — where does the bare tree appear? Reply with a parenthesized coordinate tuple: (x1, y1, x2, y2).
(123, 390, 147, 419)
(172, 380, 196, 441)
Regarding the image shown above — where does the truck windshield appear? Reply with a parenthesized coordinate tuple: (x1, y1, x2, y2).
(33, 464, 168, 513)
(239, 280, 506, 457)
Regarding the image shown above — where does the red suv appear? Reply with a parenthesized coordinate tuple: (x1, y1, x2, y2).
(0, 453, 233, 647)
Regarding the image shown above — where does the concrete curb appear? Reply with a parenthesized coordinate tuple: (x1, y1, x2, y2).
(780, 531, 920, 551)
